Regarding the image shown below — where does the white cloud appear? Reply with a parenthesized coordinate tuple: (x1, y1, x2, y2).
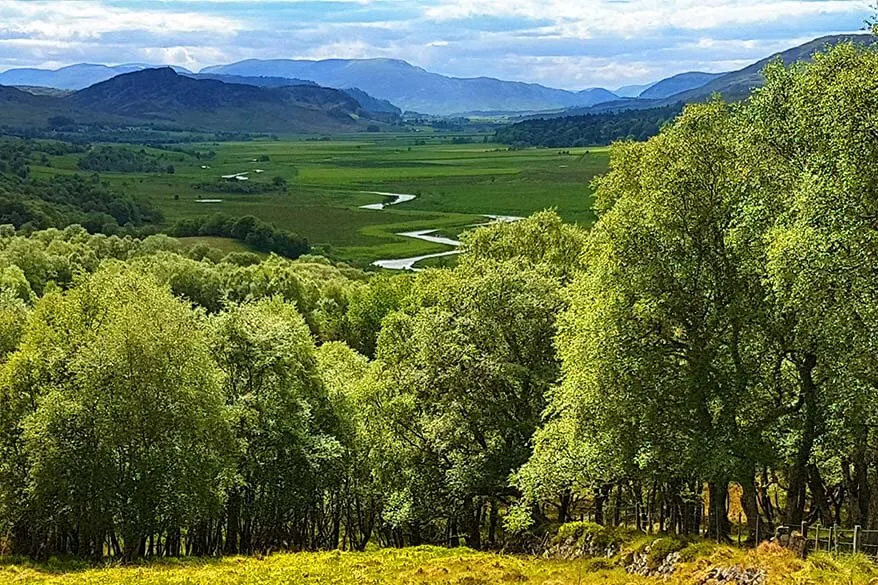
(424, 0, 866, 35)
(0, 0, 870, 87)
(0, 0, 243, 39)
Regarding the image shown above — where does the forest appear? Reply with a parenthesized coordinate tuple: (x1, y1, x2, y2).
(495, 104, 683, 147)
(0, 40, 875, 562)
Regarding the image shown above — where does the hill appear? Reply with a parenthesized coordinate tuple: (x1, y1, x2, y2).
(614, 82, 656, 98)
(189, 73, 318, 88)
(340, 87, 402, 116)
(64, 68, 372, 133)
(201, 58, 619, 115)
(660, 33, 876, 104)
(496, 103, 683, 147)
(544, 33, 877, 119)
(0, 63, 193, 90)
(0, 84, 125, 127)
(186, 73, 401, 117)
(638, 71, 723, 99)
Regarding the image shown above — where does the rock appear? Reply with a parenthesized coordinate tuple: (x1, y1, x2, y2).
(625, 544, 682, 577)
(699, 566, 767, 585)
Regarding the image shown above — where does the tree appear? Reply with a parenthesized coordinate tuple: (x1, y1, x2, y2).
(523, 100, 778, 541)
(1, 268, 234, 559)
(210, 298, 344, 553)
(363, 260, 562, 548)
(741, 42, 878, 528)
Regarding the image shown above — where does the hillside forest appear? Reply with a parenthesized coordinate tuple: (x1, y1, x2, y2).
(0, 41, 876, 561)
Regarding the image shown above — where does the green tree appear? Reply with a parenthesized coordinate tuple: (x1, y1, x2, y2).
(210, 298, 343, 553)
(2, 268, 233, 559)
(364, 260, 562, 548)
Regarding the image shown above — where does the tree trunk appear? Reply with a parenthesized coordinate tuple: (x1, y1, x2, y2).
(465, 497, 482, 550)
(807, 464, 833, 525)
(707, 480, 730, 541)
(225, 491, 240, 554)
(785, 353, 818, 527)
(843, 441, 871, 527)
(594, 484, 610, 525)
(740, 473, 760, 544)
(558, 489, 572, 524)
(488, 500, 498, 547)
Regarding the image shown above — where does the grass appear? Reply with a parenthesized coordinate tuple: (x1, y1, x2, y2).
(0, 546, 627, 585)
(28, 134, 608, 266)
(3, 541, 878, 584)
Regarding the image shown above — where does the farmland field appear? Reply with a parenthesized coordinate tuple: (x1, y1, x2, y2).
(28, 133, 608, 266)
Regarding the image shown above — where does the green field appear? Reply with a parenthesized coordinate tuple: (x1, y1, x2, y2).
(2, 543, 872, 585)
(29, 134, 608, 266)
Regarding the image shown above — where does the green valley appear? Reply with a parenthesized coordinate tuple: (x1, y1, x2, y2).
(27, 135, 608, 266)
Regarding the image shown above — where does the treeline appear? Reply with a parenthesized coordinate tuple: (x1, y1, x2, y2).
(0, 138, 86, 177)
(0, 173, 162, 233)
(171, 213, 308, 259)
(0, 41, 876, 562)
(0, 139, 162, 233)
(194, 176, 287, 194)
(495, 104, 683, 147)
(77, 146, 169, 173)
(2, 124, 264, 145)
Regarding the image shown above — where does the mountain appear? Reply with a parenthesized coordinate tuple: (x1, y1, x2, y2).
(186, 73, 401, 117)
(559, 33, 876, 118)
(0, 84, 130, 127)
(188, 73, 318, 88)
(639, 71, 724, 99)
(614, 83, 656, 98)
(339, 88, 401, 116)
(657, 34, 876, 105)
(65, 68, 371, 133)
(13, 86, 74, 98)
(0, 63, 193, 90)
(201, 58, 619, 115)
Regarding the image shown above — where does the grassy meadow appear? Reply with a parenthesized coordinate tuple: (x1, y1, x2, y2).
(3, 543, 876, 585)
(28, 133, 608, 265)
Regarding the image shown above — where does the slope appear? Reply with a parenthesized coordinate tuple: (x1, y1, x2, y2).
(66, 68, 372, 133)
(202, 58, 618, 115)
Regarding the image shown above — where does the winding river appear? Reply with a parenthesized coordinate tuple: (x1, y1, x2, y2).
(361, 191, 520, 271)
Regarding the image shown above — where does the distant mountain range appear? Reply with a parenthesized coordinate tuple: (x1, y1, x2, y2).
(638, 72, 724, 100)
(0, 33, 873, 128)
(0, 63, 193, 90)
(0, 68, 380, 133)
(202, 58, 621, 115)
(557, 34, 875, 118)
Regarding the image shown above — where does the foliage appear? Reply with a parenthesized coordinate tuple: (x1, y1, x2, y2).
(0, 40, 877, 568)
(495, 104, 684, 147)
(77, 147, 165, 173)
(171, 214, 308, 259)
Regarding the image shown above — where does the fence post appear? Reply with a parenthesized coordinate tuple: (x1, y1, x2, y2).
(831, 524, 836, 555)
(801, 521, 807, 539)
(854, 525, 861, 554)
(737, 512, 742, 546)
(815, 523, 821, 552)
(755, 514, 760, 547)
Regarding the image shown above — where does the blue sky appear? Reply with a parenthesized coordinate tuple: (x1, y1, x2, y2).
(0, 0, 870, 89)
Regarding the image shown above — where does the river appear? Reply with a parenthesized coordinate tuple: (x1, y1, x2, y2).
(361, 191, 520, 271)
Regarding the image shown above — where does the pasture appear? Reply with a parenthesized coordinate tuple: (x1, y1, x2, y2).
(29, 134, 608, 266)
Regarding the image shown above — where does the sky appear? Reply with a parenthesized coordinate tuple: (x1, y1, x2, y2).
(0, 0, 871, 90)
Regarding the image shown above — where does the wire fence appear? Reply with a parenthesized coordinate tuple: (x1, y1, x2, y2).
(769, 523, 878, 559)
(574, 503, 878, 561)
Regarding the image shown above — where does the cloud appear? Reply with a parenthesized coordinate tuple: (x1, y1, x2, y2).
(0, 0, 870, 88)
